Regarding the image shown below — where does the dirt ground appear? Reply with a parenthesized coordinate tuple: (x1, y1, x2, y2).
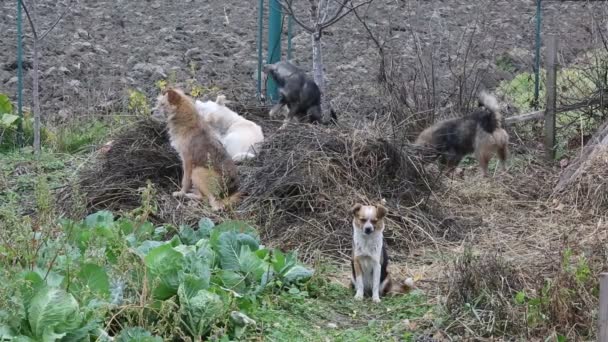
(1, 0, 607, 122)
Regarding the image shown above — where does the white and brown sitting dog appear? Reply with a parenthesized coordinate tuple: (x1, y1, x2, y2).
(195, 95, 264, 162)
(351, 203, 414, 303)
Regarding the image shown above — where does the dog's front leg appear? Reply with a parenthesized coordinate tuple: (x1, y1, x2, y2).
(372, 261, 382, 303)
(269, 103, 284, 118)
(173, 158, 192, 198)
(353, 258, 364, 300)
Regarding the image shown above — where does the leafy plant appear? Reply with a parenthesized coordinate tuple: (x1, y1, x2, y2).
(128, 89, 150, 117)
(0, 94, 50, 151)
(0, 209, 313, 341)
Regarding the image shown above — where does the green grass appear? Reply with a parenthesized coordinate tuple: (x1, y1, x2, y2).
(248, 264, 433, 341)
(49, 120, 109, 154)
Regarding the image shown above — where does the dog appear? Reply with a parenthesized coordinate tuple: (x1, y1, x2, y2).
(195, 95, 264, 162)
(351, 203, 414, 303)
(156, 88, 240, 211)
(415, 91, 509, 177)
(263, 61, 336, 129)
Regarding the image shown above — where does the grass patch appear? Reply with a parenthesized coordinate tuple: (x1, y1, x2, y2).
(49, 119, 109, 154)
(249, 265, 434, 341)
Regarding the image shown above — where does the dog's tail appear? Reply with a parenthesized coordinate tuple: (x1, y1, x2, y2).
(389, 277, 416, 294)
(476, 91, 503, 133)
(221, 191, 241, 208)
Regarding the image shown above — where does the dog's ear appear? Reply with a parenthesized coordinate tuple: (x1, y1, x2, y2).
(376, 205, 388, 219)
(351, 203, 362, 217)
(167, 89, 181, 105)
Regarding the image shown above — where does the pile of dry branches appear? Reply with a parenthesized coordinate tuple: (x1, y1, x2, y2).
(59, 118, 203, 224)
(62, 110, 451, 260)
(237, 123, 448, 261)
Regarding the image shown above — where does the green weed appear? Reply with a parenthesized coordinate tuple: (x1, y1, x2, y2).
(128, 89, 151, 117)
(49, 120, 108, 154)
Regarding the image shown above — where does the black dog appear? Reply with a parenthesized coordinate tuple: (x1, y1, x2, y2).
(263, 61, 335, 128)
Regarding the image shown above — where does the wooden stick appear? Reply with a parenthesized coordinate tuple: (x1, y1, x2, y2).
(599, 272, 608, 342)
(544, 34, 558, 160)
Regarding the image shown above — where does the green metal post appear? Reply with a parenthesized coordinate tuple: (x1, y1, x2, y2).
(533, 0, 542, 109)
(267, 0, 282, 102)
(287, 15, 293, 61)
(16, 0, 24, 146)
(256, 0, 264, 100)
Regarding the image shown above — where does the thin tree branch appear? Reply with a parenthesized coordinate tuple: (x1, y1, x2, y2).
(18, 0, 38, 39)
(280, 0, 315, 32)
(322, 0, 372, 28)
(351, 1, 381, 52)
(321, 0, 350, 27)
(39, 0, 75, 41)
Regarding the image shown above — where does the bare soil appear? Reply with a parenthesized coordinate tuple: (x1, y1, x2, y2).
(1, 0, 606, 121)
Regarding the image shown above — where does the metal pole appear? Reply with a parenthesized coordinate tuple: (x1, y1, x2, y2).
(256, 0, 264, 101)
(287, 15, 293, 61)
(533, 0, 542, 110)
(16, 0, 24, 146)
(267, 0, 282, 102)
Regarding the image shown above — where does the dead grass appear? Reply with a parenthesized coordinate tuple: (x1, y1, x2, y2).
(556, 147, 608, 215)
(421, 153, 608, 340)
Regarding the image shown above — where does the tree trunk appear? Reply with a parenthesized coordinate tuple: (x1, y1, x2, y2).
(32, 38, 41, 155)
(554, 120, 608, 192)
(311, 31, 331, 122)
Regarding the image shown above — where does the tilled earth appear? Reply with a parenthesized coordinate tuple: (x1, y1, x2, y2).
(0, 0, 606, 122)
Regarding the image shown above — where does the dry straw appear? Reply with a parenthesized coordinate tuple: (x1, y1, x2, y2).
(65, 114, 452, 261)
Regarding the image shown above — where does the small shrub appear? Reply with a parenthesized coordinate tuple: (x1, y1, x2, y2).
(0, 94, 55, 151)
(128, 89, 150, 117)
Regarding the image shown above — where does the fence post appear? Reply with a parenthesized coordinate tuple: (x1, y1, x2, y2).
(266, 0, 282, 102)
(544, 34, 557, 160)
(600, 273, 608, 341)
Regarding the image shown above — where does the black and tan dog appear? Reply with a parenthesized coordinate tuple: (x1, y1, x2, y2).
(351, 204, 414, 303)
(415, 91, 509, 177)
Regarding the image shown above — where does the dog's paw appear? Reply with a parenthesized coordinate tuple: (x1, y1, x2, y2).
(172, 191, 186, 198)
(372, 296, 381, 303)
(354, 293, 364, 301)
(209, 199, 225, 212)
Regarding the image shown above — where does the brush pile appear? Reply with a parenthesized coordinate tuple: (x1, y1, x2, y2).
(238, 124, 447, 260)
(62, 118, 213, 224)
(65, 113, 449, 260)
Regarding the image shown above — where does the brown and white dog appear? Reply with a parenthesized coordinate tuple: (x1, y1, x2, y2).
(415, 91, 509, 177)
(351, 204, 414, 303)
(156, 88, 240, 211)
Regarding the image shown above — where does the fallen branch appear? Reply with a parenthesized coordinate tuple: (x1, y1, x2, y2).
(505, 96, 606, 125)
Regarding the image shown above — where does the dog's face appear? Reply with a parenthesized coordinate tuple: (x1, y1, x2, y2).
(352, 204, 387, 235)
(153, 88, 185, 121)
